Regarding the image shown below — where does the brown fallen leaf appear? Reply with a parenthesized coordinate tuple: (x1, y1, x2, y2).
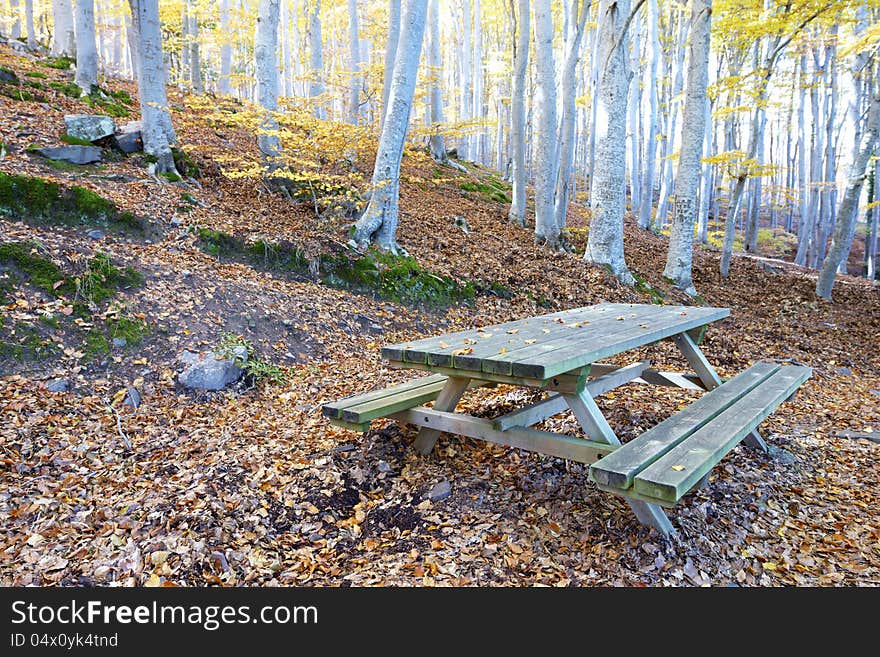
(451, 347, 473, 356)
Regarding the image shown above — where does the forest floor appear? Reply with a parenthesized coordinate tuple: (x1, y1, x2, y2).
(1, 43, 878, 586)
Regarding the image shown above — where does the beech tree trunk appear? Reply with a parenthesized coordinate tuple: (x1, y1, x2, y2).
(532, 0, 559, 247)
(426, 0, 447, 162)
(128, 0, 177, 174)
(347, 0, 361, 124)
(255, 0, 281, 159)
(307, 0, 325, 119)
(351, 0, 428, 252)
(507, 0, 529, 227)
(25, 0, 37, 48)
(584, 0, 634, 284)
(52, 0, 76, 57)
(218, 0, 233, 94)
(638, 0, 660, 229)
(74, 0, 98, 94)
(381, 0, 401, 129)
(663, 0, 711, 296)
(816, 91, 880, 299)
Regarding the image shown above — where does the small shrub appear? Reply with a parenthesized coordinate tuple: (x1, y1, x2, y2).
(216, 333, 287, 384)
(75, 253, 144, 306)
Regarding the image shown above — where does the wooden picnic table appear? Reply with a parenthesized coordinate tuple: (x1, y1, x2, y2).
(324, 303, 811, 536)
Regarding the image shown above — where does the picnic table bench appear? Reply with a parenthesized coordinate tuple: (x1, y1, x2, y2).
(323, 303, 811, 536)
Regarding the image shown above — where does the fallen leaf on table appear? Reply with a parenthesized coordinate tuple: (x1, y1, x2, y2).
(451, 348, 473, 356)
(438, 341, 448, 348)
(671, 465, 685, 471)
(524, 339, 537, 344)
(507, 329, 519, 334)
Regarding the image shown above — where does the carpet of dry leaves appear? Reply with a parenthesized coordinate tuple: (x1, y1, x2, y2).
(1, 43, 878, 587)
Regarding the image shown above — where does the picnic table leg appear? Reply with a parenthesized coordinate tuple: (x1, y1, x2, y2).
(563, 389, 676, 537)
(412, 376, 470, 455)
(674, 332, 768, 453)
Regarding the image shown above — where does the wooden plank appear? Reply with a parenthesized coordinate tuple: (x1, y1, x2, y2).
(634, 369, 707, 390)
(594, 483, 677, 509)
(589, 361, 781, 490)
(632, 365, 812, 503)
(412, 376, 471, 455)
(491, 307, 729, 380)
(481, 304, 672, 377)
(392, 407, 617, 465)
(449, 305, 658, 371)
(382, 304, 632, 364)
(322, 374, 447, 419)
(342, 381, 449, 423)
(492, 361, 651, 431)
(386, 359, 555, 389)
(673, 332, 723, 389)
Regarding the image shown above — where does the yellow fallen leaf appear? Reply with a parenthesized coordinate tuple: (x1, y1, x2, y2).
(480, 333, 493, 338)
(542, 328, 551, 333)
(762, 562, 777, 571)
(463, 338, 477, 344)
(144, 574, 163, 587)
(451, 347, 473, 356)
(671, 465, 685, 471)
(524, 339, 537, 344)
(499, 347, 507, 354)
(616, 316, 626, 321)
(438, 341, 449, 348)
(132, 358, 148, 365)
(507, 329, 519, 334)
(568, 322, 580, 328)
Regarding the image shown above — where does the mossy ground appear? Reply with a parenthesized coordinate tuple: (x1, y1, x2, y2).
(459, 177, 512, 204)
(0, 171, 146, 235)
(0, 245, 147, 363)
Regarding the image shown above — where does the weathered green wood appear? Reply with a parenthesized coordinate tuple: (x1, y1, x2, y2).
(589, 362, 780, 490)
(342, 381, 450, 423)
(481, 304, 672, 376)
(493, 361, 652, 431)
(495, 308, 729, 379)
(450, 305, 657, 371)
(412, 376, 471, 455)
(386, 359, 556, 389)
(322, 374, 448, 419)
(673, 332, 722, 389)
(594, 483, 677, 509)
(392, 406, 617, 465)
(632, 365, 812, 503)
(634, 369, 707, 390)
(382, 304, 631, 364)
(686, 324, 708, 345)
(327, 418, 371, 433)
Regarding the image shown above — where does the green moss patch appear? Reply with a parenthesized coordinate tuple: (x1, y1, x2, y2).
(0, 241, 74, 298)
(49, 80, 81, 98)
(76, 253, 144, 305)
(61, 133, 95, 146)
(0, 321, 58, 361)
(0, 172, 146, 235)
(39, 56, 76, 70)
(459, 180, 511, 204)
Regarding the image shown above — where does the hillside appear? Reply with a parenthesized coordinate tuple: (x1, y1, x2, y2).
(1, 44, 878, 586)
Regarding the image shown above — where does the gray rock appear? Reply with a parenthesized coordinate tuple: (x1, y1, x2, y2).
(170, 216, 183, 227)
(64, 114, 115, 142)
(46, 378, 70, 393)
(87, 229, 105, 240)
(36, 145, 103, 165)
(426, 479, 451, 502)
(835, 367, 851, 377)
(377, 460, 392, 473)
(0, 67, 17, 84)
(114, 130, 142, 153)
(122, 386, 141, 409)
(112, 337, 127, 348)
(768, 446, 797, 465)
(178, 347, 248, 390)
(179, 349, 201, 366)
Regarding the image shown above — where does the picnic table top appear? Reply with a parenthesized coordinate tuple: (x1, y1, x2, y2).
(381, 303, 730, 380)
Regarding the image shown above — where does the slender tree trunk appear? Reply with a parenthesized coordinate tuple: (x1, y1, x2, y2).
(351, 0, 428, 252)
(638, 0, 660, 229)
(25, 0, 36, 48)
(655, 13, 689, 229)
(816, 91, 880, 299)
(533, 0, 559, 247)
(744, 107, 766, 252)
(459, 0, 473, 160)
(697, 96, 713, 243)
(381, 0, 401, 129)
(10, 0, 22, 39)
(508, 0, 529, 227)
(472, 0, 484, 163)
(128, 0, 177, 174)
(585, 0, 634, 284)
(426, 0, 448, 162)
(52, 0, 76, 56)
(307, 0, 324, 119)
(255, 0, 281, 159)
(347, 0, 361, 123)
(627, 11, 641, 215)
(218, 0, 233, 94)
(74, 0, 98, 93)
(189, 9, 202, 92)
(663, 0, 711, 295)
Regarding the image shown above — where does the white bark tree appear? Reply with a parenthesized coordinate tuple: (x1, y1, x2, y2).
(638, 0, 660, 229)
(255, 0, 281, 159)
(25, 0, 37, 49)
(533, 0, 559, 247)
(347, 0, 361, 124)
(307, 0, 325, 119)
(381, 0, 401, 129)
(74, 0, 98, 94)
(584, 0, 634, 284)
(128, 0, 178, 174)
(426, 0, 449, 163)
(52, 0, 76, 57)
(816, 91, 879, 299)
(553, 0, 589, 238)
(663, 0, 712, 295)
(218, 0, 233, 95)
(508, 0, 529, 227)
(10, 0, 21, 39)
(350, 0, 428, 253)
